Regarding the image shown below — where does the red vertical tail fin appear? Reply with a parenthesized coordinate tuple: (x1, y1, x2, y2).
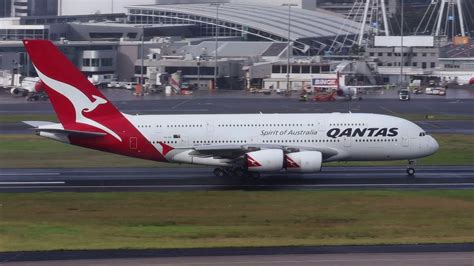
(23, 40, 123, 141)
(23, 40, 167, 162)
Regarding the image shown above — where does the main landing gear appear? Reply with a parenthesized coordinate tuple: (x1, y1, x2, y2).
(213, 167, 261, 181)
(406, 160, 416, 176)
(213, 168, 227, 178)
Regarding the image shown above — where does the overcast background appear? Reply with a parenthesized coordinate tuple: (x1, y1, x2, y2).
(61, 0, 301, 15)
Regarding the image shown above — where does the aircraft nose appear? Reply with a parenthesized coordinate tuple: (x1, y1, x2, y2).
(428, 136, 439, 155)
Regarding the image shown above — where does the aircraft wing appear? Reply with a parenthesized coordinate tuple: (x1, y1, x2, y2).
(191, 144, 342, 161)
(192, 144, 276, 159)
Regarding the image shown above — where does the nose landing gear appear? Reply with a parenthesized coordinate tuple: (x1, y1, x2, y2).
(406, 160, 416, 176)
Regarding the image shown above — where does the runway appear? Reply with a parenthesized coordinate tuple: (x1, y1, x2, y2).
(1, 166, 473, 192)
(2, 244, 474, 265)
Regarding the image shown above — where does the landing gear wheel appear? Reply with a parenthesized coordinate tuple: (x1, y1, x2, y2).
(244, 172, 261, 183)
(406, 160, 416, 176)
(250, 172, 261, 180)
(232, 168, 246, 178)
(406, 168, 415, 176)
(213, 168, 226, 178)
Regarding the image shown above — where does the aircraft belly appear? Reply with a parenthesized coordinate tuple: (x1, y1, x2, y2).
(349, 145, 405, 161)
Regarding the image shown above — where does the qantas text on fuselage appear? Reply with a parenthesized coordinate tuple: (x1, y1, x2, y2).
(327, 127, 398, 139)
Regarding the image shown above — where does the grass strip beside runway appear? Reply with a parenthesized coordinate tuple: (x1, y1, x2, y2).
(0, 135, 174, 168)
(0, 133, 472, 168)
(0, 114, 58, 124)
(0, 190, 473, 251)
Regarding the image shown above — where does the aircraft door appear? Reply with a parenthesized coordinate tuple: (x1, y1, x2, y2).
(178, 135, 191, 147)
(317, 121, 326, 132)
(154, 124, 162, 133)
(250, 135, 260, 143)
(129, 137, 138, 150)
(206, 120, 214, 134)
(343, 136, 351, 147)
(402, 136, 409, 147)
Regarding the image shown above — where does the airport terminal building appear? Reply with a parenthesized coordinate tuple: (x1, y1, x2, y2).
(0, 1, 471, 91)
(126, 3, 361, 54)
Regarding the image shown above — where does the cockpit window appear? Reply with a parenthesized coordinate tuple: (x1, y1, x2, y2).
(419, 132, 426, 137)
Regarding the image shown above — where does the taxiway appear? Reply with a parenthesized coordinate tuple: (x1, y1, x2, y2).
(1, 97, 474, 116)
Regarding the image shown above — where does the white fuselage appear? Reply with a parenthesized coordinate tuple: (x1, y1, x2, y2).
(127, 113, 439, 167)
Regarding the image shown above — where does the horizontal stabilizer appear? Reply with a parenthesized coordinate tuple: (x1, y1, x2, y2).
(35, 128, 106, 138)
(23, 121, 56, 127)
(23, 121, 106, 138)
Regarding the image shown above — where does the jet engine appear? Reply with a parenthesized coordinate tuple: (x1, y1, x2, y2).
(245, 149, 284, 172)
(10, 87, 22, 96)
(285, 151, 322, 173)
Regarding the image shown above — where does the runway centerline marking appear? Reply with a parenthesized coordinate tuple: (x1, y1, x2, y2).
(171, 100, 191, 109)
(0, 181, 65, 185)
(378, 106, 397, 115)
(0, 173, 61, 176)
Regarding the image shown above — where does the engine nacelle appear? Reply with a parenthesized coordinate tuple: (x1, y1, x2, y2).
(246, 149, 284, 172)
(34, 80, 45, 92)
(285, 151, 322, 173)
(10, 87, 21, 95)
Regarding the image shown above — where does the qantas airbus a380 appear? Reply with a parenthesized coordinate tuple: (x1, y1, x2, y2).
(23, 40, 439, 178)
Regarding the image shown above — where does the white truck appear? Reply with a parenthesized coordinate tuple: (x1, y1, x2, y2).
(425, 86, 446, 96)
(87, 74, 117, 88)
(107, 81, 137, 90)
(0, 71, 21, 90)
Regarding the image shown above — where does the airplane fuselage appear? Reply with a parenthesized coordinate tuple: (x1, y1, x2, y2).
(122, 113, 438, 165)
(24, 40, 439, 176)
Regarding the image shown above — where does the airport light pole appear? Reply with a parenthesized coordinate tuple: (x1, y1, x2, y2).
(282, 3, 297, 95)
(400, 0, 404, 88)
(140, 25, 145, 93)
(197, 56, 201, 87)
(210, 3, 222, 90)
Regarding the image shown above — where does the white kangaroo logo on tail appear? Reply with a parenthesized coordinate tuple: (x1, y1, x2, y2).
(35, 67, 122, 141)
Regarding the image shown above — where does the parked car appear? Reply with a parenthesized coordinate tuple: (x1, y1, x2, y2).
(398, 89, 410, 101)
(426, 86, 446, 96)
